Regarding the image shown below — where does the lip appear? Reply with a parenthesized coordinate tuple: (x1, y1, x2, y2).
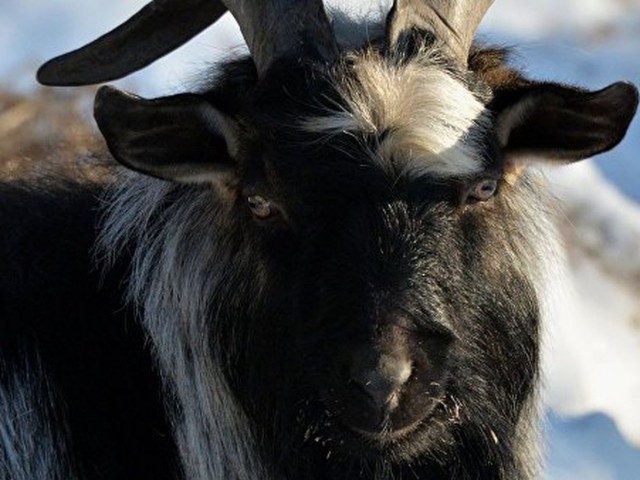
(326, 385, 450, 449)
(347, 419, 423, 445)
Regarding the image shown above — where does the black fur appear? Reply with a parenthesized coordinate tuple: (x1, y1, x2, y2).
(0, 182, 178, 480)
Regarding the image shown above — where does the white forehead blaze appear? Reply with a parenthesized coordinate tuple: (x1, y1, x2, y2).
(304, 51, 490, 177)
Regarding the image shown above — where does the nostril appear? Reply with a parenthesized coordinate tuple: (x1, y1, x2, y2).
(350, 353, 412, 410)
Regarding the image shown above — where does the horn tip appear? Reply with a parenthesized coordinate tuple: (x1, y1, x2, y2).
(36, 59, 65, 86)
(37, 55, 96, 87)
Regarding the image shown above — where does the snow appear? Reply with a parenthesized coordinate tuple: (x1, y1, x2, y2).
(543, 165, 640, 440)
(2, 0, 640, 477)
(546, 411, 640, 480)
(483, 0, 638, 39)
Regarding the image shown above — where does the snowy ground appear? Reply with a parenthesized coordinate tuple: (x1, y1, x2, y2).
(2, 0, 640, 478)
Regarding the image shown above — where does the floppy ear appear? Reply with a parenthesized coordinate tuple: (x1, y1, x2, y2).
(493, 81, 638, 164)
(94, 86, 240, 183)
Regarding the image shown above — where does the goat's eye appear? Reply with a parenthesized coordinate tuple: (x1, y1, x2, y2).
(466, 179, 498, 204)
(247, 195, 278, 220)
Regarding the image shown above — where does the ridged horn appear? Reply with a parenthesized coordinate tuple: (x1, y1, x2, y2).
(221, 0, 337, 76)
(386, 0, 494, 66)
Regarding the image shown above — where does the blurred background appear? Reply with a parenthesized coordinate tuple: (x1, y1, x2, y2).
(1, 0, 639, 478)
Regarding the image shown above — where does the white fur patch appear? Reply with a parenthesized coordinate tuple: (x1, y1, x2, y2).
(304, 49, 490, 177)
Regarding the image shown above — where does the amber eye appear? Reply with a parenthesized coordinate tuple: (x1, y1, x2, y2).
(247, 195, 277, 220)
(466, 178, 498, 204)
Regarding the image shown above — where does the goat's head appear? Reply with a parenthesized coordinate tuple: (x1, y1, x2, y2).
(40, 0, 638, 471)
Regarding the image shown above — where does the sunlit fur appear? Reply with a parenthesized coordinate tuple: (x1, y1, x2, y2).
(304, 47, 491, 178)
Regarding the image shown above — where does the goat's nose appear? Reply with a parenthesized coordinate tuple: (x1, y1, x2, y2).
(350, 352, 412, 411)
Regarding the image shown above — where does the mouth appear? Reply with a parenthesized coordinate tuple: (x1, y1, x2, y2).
(301, 378, 461, 464)
(319, 379, 448, 437)
(346, 417, 425, 445)
(298, 405, 445, 466)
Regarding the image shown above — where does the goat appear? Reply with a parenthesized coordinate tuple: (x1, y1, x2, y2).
(1, 1, 638, 479)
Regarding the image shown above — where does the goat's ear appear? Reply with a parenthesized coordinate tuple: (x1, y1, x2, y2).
(494, 81, 638, 164)
(94, 86, 239, 183)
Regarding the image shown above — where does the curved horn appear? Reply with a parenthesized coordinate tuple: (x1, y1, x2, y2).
(37, 0, 227, 86)
(386, 0, 494, 66)
(38, 0, 337, 86)
(223, 0, 337, 76)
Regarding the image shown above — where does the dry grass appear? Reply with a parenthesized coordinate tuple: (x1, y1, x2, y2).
(0, 86, 113, 182)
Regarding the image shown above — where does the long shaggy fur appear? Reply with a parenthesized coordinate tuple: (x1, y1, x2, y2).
(0, 349, 78, 480)
(97, 174, 269, 480)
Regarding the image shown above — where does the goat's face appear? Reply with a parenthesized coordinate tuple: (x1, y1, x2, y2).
(94, 49, 636, 466)
(95, 42, 638, 467)
(222, 54, 542, 463)
(40, 0, 639, 470)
